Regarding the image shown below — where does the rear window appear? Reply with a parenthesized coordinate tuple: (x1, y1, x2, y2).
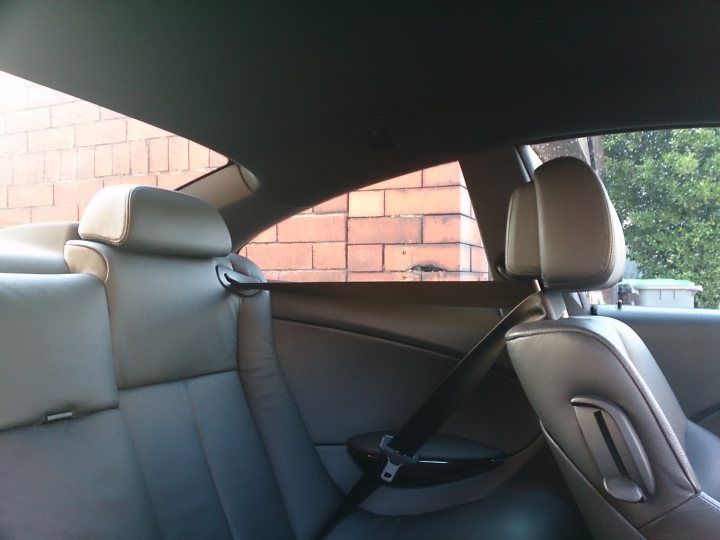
(0, 70, 227, 227)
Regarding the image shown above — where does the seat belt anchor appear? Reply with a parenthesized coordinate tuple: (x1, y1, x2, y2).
(378, 435, 419, 483)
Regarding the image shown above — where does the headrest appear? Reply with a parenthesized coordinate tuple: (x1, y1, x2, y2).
(79, 185, 231, 257)
(505, 156, 626, 291)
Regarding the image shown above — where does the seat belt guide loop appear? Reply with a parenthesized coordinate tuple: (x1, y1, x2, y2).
(379, 434, 419, 483)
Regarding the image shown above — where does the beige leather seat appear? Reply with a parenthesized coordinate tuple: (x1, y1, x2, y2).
(0, 272, 161, 538)
(505, 157, 720, 540)
(58, 183, 583, 539)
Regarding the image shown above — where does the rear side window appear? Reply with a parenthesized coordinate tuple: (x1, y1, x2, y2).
(0, 70, 226, 227)
(534, 128, 720, 309)
(239, 162, 489, 282)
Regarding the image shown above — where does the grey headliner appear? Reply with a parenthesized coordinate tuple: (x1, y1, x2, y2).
(1, 2, 718, 207)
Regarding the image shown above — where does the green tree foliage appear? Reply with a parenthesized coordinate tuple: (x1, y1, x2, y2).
(602, 129, 720, 308)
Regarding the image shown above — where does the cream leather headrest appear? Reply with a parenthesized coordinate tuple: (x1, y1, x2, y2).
(79, 185, 231, 257)
(505, 157, 626, 291)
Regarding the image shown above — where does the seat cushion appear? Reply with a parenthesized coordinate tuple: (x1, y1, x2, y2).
(330, 492, 584, 540)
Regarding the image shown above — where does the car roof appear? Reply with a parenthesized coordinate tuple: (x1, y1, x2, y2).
(1, 3, 719, 207)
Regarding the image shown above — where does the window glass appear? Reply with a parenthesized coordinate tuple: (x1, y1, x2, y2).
(240, 161, 489, 282)
(533, 128, 720, 309)
(0, 70, 226, 227)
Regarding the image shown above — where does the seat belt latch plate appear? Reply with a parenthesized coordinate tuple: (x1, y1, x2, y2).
(379, 435, 419, 483)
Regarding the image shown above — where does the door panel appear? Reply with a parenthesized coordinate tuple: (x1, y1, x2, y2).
(595, 305, 720, 434)
(269, 290, 565, 513)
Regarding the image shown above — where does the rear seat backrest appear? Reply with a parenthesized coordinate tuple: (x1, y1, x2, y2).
(0, 221, 79, 273)
(0, 273, 161, 539)
(65, 185, 298, 539)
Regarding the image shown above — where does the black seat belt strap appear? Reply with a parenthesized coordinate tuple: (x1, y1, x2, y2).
(220, 269, 558, 539)
(314, 289, 560, 538)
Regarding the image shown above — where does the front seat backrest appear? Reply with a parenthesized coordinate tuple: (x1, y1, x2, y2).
(504, 157, 720, 540)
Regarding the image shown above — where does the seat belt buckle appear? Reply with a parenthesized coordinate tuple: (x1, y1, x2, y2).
(378, 435, 419, 483)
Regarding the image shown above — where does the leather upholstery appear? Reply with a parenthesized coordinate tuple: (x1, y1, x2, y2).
(0, 221, 79, 273)
(8, 184, 582, 539)
(505, 157, 626, 291)
(66, 241, 239, 388)
(78, 184, 231, 257)
(0, 272, 161, 539)
(505, 182, 540, 278)
(505, 157, 720, 539)
(0, 273, 117, 430)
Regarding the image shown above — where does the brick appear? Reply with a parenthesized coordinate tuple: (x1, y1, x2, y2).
(271, 270, 346, 282)
(385, 186, 464, 216)
(31, 204, 78, 222)
(28, 126, 74, 152)
(27, 86, 74, 107)
(348, 216, 421, 244)
(421, 271, 486, 282)
(209, 150, 227, 167)
(384, 244, 471, 272)
(188, 141, 209, 169)
(76, 119, 126, 146)
(0, 113, 4, 135)
(127, 119, 172, 140)
(246, 242, 312, 270)
(6, 107, 50, 133)
(112, 142, 130, 175)
(0, 133, 27, 156)
(349, 190, 383, 217)
(0, 88, 28, 113)
(103, 175, 157, 188)
(157, 171, 197, 189)
(347, 244, 383, 271)
(0, 207, 31, 227)
(44, 150, 61, 181)
(251, 226, 277, 243)
(422, 162, 463, 186)
(54, 179, 103, 204)
(51, 101, 99, 127)
(362, 171, 422, 190)
(348, 271, 420, 282)
(26, 153, 45, 184)
(75, 147, 95, 179)
(94, 144, 113, 177)
(100, 107, 124, 120)
(0, 158, 11, 185)
(277, 214, 345, 242)
(313, 194, 347, 214)
(59, 149, 77, 180)
(130, 140, 148, 174)
(422, 214, 482, 245)
(471, 246, 488, 273)
(8, 183, 53, 207)
(11, 154, 44, 185)
(313, 242, 345, 269)
(148, 138, 168, 172)
(461, 216, 482, 246)
(0, 186, 6, 208)
(168, 137, 189, 171)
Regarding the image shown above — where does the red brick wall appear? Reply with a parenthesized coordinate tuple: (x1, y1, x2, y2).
(1, 71, 488, 281)
(0, 71, 225, 226)
(240, 162, 489, 282)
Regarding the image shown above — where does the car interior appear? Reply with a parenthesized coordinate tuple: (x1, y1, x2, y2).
(1, 4, 720, 540)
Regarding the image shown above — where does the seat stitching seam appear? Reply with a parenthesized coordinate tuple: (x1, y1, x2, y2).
(182, 379, 237, 540)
